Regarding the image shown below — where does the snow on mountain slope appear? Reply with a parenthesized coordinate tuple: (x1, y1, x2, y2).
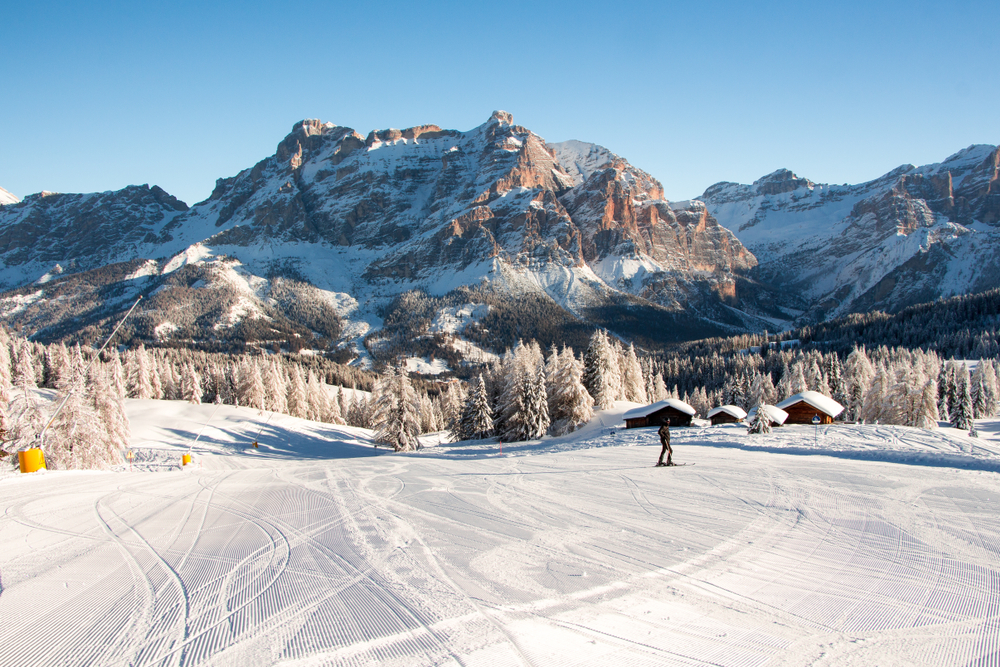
(701, 144, 1000, 319)
(2, 399, 1000, 666)
(0, 186, 18, 206)
(0, 113, 769, 357)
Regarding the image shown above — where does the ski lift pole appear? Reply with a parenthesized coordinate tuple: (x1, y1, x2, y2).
(188, 403, 223, 454)
(251, 412, 273, 449)
(36, 296, 143, 454)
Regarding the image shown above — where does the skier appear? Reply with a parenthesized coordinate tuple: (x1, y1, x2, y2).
(656, 421, 673, 466)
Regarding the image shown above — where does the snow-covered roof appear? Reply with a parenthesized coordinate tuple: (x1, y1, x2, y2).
(747, 405, 789, 425)
(777, 391, 844, 418)
(707, 405, 747, 420)
(623, 399, 697, 420)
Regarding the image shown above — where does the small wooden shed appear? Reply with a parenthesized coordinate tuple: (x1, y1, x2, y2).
(707, 405, 747, 425)
(623, 399, 696, 428)
(746, 404, 789, 427)
(777, 391, 844, 425)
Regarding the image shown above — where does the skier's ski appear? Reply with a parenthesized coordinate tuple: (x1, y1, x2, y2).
(654, 463, 693, 467)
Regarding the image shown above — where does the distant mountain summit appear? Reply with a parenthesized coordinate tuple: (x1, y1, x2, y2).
(0, 112, 767, 365)
(0, 187, 19, 206)
(700, 144, 1000, 319)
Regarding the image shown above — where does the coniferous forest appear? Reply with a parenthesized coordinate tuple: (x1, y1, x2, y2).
(3, 288, 1000, 468)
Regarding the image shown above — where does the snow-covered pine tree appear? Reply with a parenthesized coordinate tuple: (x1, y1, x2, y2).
(748, 404, 771, 434)
(108, 349, 126, 399)
(861, 362, 891, 424)
(148, 352, 164, 399)
(5, 338, 45, 454)
(0, 330, 11, 439)
(951, 364, 973, 430)
(497, 342, 550, 442)
(787, 361, 808, 396)
(45, 365, 114, 470)
(653, 374, 668, 402)
(45, 343, 71, 390)
(263, 360, 288, 414)
(582, 330, 617, 410)
(937, 363, 951, 422)
(622, 344, 648, 404)
(844, 347, 875, 421)
(127, 345, 153, 400)
(548, 346, 594, 436)
(545, 345, 561, 419)
(181, 363, 202, 404)
(326, 386, 345, 425)
(161, 358, 179, 400)
(503, 366, 549, 442)
(87, 363, 130, 463)
(373, 364, 421, 452)
(456, 374, 493, 441)
(306, 370, 329, 421)
(917, 373, 940, 429)
(984, 360, 999, 417)
(241, 359, 267, 410)
(441, 381, 466, 436)
(339, 385, 352, 423)
(804, 357, 825, 394)
(971, 360, 990, 418)
(946, 360, 962, 421)
(286, 365, 308, 418)
(824, 354, 847, 407)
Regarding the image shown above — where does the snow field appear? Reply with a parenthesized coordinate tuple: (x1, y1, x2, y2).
(1, 401, 1000, 665)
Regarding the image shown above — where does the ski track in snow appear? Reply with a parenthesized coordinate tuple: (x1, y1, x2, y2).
(2, 406, 1000, 665)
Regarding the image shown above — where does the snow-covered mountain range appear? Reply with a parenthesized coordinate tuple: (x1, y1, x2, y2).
(699, 144, 1000, 319)
(0, 112, 768, 363)
(0, 114, 996, 364)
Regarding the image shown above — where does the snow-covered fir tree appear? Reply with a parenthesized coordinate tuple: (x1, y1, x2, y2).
(547, 346, 594, 436)
(951, 364, 974, 430)
(263, 360, 288, 414)
(456, 374, 493, 441)
(583, 330, 618, 410)
(286, 366, 308, 418)
(372, 364, 421, 452)
(622, 344, 648, 404)
(748, 404, 771, 434)
(127, 345, 154, 400)
(181, 363, 202, 404)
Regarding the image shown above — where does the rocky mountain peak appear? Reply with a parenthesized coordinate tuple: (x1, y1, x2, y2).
(752, 168, 814, 195)
(489, 110, 514, 126)
(0, 186, 18, 206)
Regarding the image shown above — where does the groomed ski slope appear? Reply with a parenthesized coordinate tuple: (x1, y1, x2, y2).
(1, 401, 999, 666)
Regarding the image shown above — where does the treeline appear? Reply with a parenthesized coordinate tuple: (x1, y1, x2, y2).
(0, 332, 383, 470)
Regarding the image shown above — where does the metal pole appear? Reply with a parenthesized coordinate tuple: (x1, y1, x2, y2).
(36, 296, 143, 453)
(189, 403, 223, 454)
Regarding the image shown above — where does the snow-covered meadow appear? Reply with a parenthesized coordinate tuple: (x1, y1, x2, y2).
(2, 400, 1000, 666)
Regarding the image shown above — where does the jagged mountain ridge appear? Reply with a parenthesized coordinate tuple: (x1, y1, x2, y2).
(0, 112, 768, 364)
(700, 144, 1000, 320)
(0, 187, 19, 206)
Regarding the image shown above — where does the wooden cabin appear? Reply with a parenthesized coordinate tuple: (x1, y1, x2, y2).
(746, 404, 789, 427)
(623, 399, 696, 428)
(776, 391, 845, 425)
(707, 405, 747, 425)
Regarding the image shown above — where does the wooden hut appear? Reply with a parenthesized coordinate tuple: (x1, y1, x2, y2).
(623, 399, 696, 428)
(746, 404, 789, 427)
(776, 391, 844, 425)
(707, 405, 747, 425)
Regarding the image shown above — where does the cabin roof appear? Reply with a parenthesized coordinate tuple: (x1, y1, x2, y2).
(623, 399, 697, 420)
(747, 404, 789, 425)
(707, 405, 748, 420)
(777, 391, 845, 418)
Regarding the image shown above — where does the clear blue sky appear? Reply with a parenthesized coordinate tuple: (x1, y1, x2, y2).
(2, 0, 997, 205)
